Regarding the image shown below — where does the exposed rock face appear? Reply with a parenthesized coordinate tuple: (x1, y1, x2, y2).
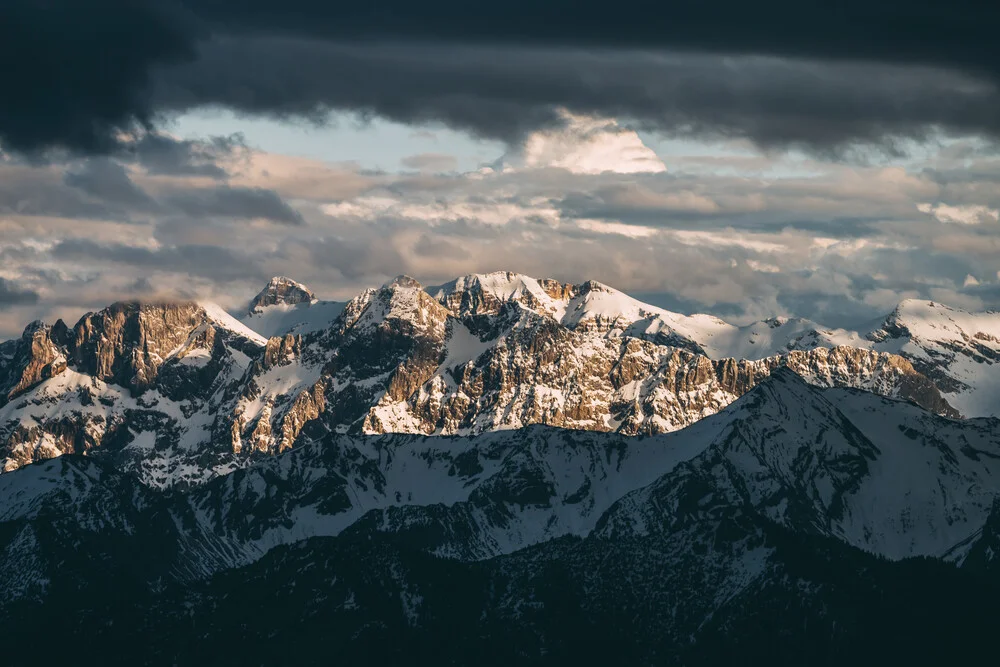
(0, 301, 265, 481)
(433, 271, 575, 319)
(71, 302, 208, 393)
(372, 325, 956, 437)
(248, 276, 315, 314)
(0, 321, 69, 406)
(262, 334, 302, 370)
(233, 283, 958, 458)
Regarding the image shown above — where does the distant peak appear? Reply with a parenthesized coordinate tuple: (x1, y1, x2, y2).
(249, 276, 316, 314)
(891, 298, 957, 314)
(21, 319, 48, 337)
(384, 275, 423, 290)
(578, 279, 613, 293)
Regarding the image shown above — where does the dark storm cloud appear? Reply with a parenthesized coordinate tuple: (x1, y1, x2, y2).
(181, 1, 1000, 74)
(163, 185, 305, 224)
(0, 279, 40, 308)
(0, 164, 139, 222)
(153, 39, 1000, 153)
(63, 159, 160, 210)
(0, 0, 198, 153)
(49, 239, 261, 282)
(124, 132, 245, 178)
(3, 0, 999, 154)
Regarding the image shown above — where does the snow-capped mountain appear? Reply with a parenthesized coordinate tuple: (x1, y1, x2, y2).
(0, 301, 265, 484)
(240, 276, 346, 338)
(429, 272, 1000, 417)
(4, 370, 995, 581)
(428, 271, 865, 358)
(599, 368, 1000, 560)
(1, 271, 997, 666)
(864, 299, 1000, 417)
(4, 272, 992, 488)
(174, 370, 1000, 571)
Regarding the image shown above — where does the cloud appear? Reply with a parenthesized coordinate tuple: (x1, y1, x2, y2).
(124, 132, 246, 178)
(0, 0, 196, 153)
(63, 158, 160, 210)
(49, 238, 262, 282)
(0, 162, 142, 222)
(511, 111, 666, 174)
(0, 278, 39, 308)
(155, 39, 1000, 156)
(2, 1, 999, 154)
(400, 153, 458, 172)
(163, 185, 305, 224)
(3, 130, 1000, 338)
(917, 202, 1000, 224)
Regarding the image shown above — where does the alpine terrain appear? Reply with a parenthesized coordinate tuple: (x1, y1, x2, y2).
(1, 272, 998, 666)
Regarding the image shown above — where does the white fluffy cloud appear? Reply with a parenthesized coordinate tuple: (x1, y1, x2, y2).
(917, 202, 1000, 224)
(512, 110, 667, 175)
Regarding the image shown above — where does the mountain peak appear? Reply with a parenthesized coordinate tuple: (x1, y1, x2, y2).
(383, 275, 423, 290)
(578, 279, 613, 293)
(249, 277, 316, 314)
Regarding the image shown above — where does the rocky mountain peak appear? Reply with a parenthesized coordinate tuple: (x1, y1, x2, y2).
(383, 275, 423, 290)
(70, 301, 206, 392)
(577, 279, 613, 294)
(431, 272, 574, 319)
(0, 321, 69, 406)
(249, 276, 316, 314)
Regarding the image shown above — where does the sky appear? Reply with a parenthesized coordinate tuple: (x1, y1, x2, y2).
(1, 0, 999, 338)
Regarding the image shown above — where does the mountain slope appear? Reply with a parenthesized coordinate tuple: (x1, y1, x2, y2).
(0, 301, 265, 484)
(865, 299, 1000, 417)
(2, 375, 999, 665)
(598, 369, 1000, 560)
(4, 370, 992, 587)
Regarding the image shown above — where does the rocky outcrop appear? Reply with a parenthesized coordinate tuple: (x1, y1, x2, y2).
(248, 276, 315, 314)
(433, 271, 575, 318)
(262, 334, 302, 369)
(0, 321, 69, 406)
(381, 330, 956, 436)
(0, 301, 267, 482)
(70, 302, 206, 393)
(224, 282, 962, 458)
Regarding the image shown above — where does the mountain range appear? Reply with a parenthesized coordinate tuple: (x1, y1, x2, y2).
(1, 271, 999, 665)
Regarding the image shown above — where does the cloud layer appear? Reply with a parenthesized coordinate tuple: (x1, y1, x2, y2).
(2, 1, 999, 154)
(1, 123, 999, 337)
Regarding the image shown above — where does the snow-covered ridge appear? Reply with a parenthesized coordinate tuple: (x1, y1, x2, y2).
(864, 299, 1000, 417)
(425, 273, 999, 416)
(5, 372, 999, 579)
(427, 271, 871, 359)
(598, 368, 1000, 562)
(199, 301, 269, 346)
(0, 274, 996, 488)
